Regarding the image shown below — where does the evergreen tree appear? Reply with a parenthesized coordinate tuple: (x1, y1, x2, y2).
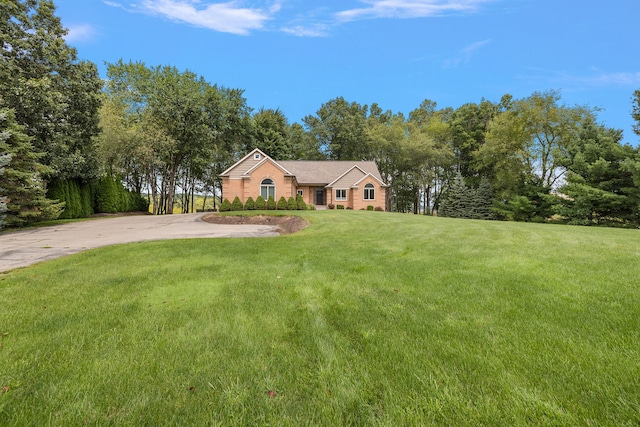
(296, 194, 307, 210)
(553, 119, 640, 226)
(287, 196, 297, 210)
(231, 196, 244, 211)
(0, 107, 61, 227)
(220, 199, 231, 212)
(277, 196, 288, 210)
(439, 173, 495, 220)
(244, 196, 255, 210)
(472, 177, 495, 220)
(440, 173, 473, 218)
(255, 195, 266, 210)
(267, 195, 276, 210)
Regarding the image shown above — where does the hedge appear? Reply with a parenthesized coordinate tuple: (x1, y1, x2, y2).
(47, 176, 148, 218)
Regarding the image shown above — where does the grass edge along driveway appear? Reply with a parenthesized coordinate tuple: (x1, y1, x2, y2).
(1, 211, 639, 425)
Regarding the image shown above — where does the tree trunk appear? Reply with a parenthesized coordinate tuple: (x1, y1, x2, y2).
(166, 162, 178, 214)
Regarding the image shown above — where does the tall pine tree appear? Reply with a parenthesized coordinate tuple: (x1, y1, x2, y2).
(440, 172, 495, 220)
(440, 173, 473, 218)
(0, 107, 61, 227)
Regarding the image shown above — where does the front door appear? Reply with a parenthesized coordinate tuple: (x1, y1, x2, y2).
(315, 188, 326, 205)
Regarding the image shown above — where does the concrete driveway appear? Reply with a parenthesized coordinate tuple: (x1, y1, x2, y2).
(0, 213, 279, 271)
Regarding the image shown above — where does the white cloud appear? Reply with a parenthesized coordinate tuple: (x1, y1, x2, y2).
(105, 1, 281, 35)
(444, 39, 491, 67)
(336, 0, 493, 22)
(579, 71, 640, 86)
(281, 24, 329, 37)
(103, 0, 499, 37)
(65, 24, 98, 43)
(102, 1, 127, 10)
(517, 67, 640, 88)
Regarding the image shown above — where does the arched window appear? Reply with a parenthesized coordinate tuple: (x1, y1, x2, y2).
(364, 183, 375, 200)
(261, 178, 275, 200)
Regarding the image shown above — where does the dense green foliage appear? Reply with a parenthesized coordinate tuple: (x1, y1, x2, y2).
(0, 153, 8, 228)
(219, 199, 231, 212)
(267, 195, 276, 210)
(244, 196, 255, 210)
(0, 108, 61, 227)
(250, 108, 292, 159)
(1, 212, 638, 424)
(255, 195, 266, 210)
(440, 174, 494, 220)
(552, 119, 640, 226)
(231, 196, 244, 211)
(0, 0, 102, 181)
(633, 89, 640, 138)
(101, 60, 253, 215)
(47, 178, 94, 219)
(287, 197, 297, 210)
(47, 176, 148, 217)
(277, 196, 288, 210)
(296, 194, 306, 210)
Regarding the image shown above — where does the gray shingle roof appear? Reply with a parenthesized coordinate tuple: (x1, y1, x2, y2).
(277, 161, 383, 185)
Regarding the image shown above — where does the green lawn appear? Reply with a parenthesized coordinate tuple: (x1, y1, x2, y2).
(1, 211, 639, 426)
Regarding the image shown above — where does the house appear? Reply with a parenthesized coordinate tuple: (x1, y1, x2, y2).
(219, 149, 387, 210)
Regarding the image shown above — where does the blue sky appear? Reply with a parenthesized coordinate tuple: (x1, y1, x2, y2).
(56, 0, 639, 143)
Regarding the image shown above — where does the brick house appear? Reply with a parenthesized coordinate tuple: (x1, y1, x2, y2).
(219, 149, 387, 210)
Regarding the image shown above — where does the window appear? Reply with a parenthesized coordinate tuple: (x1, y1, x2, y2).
(297, 189, 303, 197)
(254, 153, 261, 160)
(335, 189, 347, 201)
(364, 183, 375, 200)
(261, 178, 275, 199)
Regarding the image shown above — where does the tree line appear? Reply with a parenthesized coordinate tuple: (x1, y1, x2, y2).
(2, 0, 640, 229)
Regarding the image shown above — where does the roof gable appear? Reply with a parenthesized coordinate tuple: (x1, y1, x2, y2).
(219, 148, 269, 177)
(354, 172, 388, 187)
(244, 157, 293, 177)
(219, 149, 291, 179)
(326, 165, 367, 188)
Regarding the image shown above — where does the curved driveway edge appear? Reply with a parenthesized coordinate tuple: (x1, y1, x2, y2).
(0, 213, 279, 272)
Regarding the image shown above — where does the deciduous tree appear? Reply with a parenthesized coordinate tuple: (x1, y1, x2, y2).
(0, 0, 102, 180)
(250, 108, 292, 159)
(303, 97, 371, 160)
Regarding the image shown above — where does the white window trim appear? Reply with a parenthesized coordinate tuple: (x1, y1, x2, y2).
(297, 189, 303, 196)
(335, 189, 347, 201)
(254, 153, 261, 160)
(261, 178, 275, 200)
(364, 183, 375, 201)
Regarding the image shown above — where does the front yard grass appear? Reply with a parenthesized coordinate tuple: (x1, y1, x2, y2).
(1, 211, 639, 425)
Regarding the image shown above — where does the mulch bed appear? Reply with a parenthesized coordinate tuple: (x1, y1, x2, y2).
(201, 214, 309, 235)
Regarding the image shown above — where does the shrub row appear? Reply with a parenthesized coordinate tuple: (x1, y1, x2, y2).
(327, 204, 384, 211)
(47, 176, 149, 219)
(220, 195, 309, 212)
